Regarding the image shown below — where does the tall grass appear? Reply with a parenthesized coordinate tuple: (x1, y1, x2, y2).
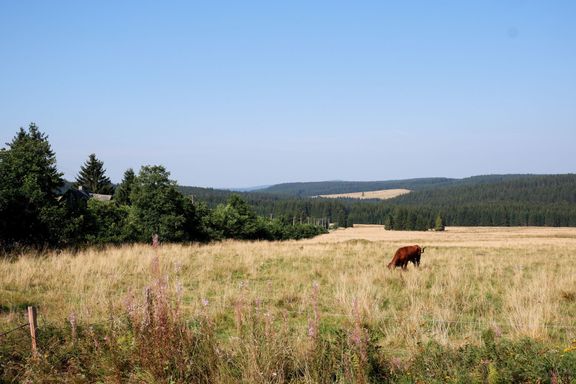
(2, 227, 576, 382)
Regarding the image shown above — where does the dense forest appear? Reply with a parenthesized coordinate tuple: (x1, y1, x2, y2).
(255, 174, 576, 198)
(0, 125, 326, 253)
(173, 187, 350, 228)
(179, 175, 576, 230)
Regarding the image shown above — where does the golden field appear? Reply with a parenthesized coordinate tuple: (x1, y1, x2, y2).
(2, 225, 576, 355)
(317, 188, 411, 200)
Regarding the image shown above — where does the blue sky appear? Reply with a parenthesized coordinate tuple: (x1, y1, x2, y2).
(1, 1, 575, 188)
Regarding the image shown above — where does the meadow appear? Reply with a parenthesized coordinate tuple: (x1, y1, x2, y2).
(2, 226, 576, 383)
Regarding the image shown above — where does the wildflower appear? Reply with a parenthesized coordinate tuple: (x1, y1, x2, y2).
(308, 324, 317, 338)
(174, 280, 182, 291)
(201, 298, 209, 307)
(307, 281, 320, 341)
(68, 312, 77, 341)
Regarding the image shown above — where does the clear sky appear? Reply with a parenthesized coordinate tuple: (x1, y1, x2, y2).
(1, 1, 575, 188)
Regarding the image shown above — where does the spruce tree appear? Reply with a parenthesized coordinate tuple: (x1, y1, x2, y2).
(114, 168, 135, 205)
(75, 153, 114, 194)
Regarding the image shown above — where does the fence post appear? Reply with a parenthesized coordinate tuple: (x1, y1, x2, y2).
(27, 306, 38, 357)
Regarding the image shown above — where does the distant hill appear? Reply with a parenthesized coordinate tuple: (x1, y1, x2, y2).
(257, 178, 454, 196)
(173, 174, 576, 229)
(178, 173, 576, 207)
(388, 174, 576, 205)
(346, 174, 576, 228)
(229, 185, 271, 192)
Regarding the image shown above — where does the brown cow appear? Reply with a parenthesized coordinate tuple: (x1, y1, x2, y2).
(387, 245, 426, 270)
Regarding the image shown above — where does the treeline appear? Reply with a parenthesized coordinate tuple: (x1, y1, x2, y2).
(347, 203, 576, 229)
(0, 124, 326, 253)
(181, 188, 351, 228)
(182, 175, 576, 231)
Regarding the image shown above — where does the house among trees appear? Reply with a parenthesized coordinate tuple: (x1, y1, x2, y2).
(58, 186, 112, 209)
(56, 152, 115, 207)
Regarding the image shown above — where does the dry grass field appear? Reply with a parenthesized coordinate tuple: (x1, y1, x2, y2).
(2, 226, 576, 382)
(317, 188, 411, 200)
(2, 226, 576, 344)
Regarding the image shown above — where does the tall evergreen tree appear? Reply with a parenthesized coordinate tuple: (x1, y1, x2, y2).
(0, 123, 65, 249)
(75, 153, 114, 194)
(114, 168, 135, 205)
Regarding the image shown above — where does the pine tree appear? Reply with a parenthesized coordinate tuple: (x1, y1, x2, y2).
(75, 153, 114, 194)
(114, 168, 135, 205)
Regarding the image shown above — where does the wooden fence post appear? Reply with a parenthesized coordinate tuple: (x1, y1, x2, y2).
(27, 306, 38, 357)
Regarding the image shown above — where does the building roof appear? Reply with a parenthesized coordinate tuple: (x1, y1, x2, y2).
(90, 193, 113, 201)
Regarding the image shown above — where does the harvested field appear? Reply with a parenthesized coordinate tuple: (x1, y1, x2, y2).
(317, 188, 411, 200)
(306, 224, 576, 247)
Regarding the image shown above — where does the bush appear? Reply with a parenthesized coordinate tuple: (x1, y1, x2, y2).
(85, 200, 132, 244)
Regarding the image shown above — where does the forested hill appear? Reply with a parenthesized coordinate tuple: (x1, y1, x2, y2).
(348, 174, 576, 229)
(389, 174, 576, 205)
(178, 174, 576, 229)
(257, 178, 454, 196)
(180, 174, 576, 206)
(255, 174, 576, 202)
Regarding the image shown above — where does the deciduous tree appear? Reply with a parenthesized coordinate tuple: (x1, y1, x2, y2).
(129, 165, 188, 242)
(0, 123, 64, 249)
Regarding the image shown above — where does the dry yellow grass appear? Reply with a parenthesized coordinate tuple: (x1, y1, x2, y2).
(2, 226, 576, 356)
(317, 188, 411, 200)
(309, 224, 576, 247)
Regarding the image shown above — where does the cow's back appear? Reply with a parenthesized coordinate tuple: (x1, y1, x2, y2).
(394, 245, 420, 259)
